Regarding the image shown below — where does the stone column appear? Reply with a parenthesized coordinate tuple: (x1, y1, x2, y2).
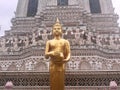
(16, 0, 29, 17)
(15, 0, 22, 17)
(82, 0, 90, 13)
(100, 0, 112, 14)
(47, 0, 57, 6)
(100, 0, 107, 14)
(68, 0, 78, 5)
(37, 0, 44, 15)
(107, 0, 114, 13)
(100, 0, 114, 14)
(78, 0, 84, 8)
(37, 0, 48, 15)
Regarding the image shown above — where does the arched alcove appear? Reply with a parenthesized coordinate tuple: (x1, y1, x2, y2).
(35, 62, 48, 71)
(8, 63, 17, 71)
(102, 63, 107, 70)
(79, 61, 91, 70)
(112, 64, 120, 70)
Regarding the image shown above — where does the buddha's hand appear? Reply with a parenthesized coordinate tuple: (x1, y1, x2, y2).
(47, 51, 55, 57)
(62, 59, 69, 63)
(53, 51, 60, 56)
(47, 51, 64, 58)
(54, 51, 64, 58)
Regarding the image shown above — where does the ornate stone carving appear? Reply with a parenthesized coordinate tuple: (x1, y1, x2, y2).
(0, 0, 120, 87)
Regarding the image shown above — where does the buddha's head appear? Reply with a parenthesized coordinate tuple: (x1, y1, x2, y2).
(52, 18, 62, 36)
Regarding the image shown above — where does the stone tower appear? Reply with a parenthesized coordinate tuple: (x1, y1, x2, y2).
(0, 0, 120, 89)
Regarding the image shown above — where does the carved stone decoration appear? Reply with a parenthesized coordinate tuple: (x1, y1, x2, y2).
(15, 60, 23, 71)
(0, 0, 120, 88)
(25, 60, 37, 71)
(0, 62, 12, 71)
(79, 61, 91, 70)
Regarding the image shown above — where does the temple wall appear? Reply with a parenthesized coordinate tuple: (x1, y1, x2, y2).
(15, 0, 115, 17)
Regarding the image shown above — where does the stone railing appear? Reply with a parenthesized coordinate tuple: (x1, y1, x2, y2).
(0, 86, 119, 90)
(0, 71, 120, 86)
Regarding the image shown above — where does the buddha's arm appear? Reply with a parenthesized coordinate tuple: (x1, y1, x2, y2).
(45, 41, 54, 59)
(64, 40, 71, 62)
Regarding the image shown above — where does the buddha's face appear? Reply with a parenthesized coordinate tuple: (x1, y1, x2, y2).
(53, 25, 62, 36)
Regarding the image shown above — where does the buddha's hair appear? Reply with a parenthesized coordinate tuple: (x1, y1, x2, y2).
(52, 18, 63, 36)
(53, 18, 62, 28)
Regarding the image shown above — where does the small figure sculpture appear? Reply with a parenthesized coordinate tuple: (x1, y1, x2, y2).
(5, 81, 13, 89)
(45, 18, 71, 90)
(110, 81, 117, 90)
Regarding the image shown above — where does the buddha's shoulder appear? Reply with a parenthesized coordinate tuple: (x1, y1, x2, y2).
(47, 39, 57, 43)
(61, 39, 69, 43)
(46, 40, 53, 43)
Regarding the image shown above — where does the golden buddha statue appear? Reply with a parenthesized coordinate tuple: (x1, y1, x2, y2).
(45, 18, 71, 90)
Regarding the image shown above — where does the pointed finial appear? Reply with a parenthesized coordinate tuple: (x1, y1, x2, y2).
(53, 18, 61, 27)
(56, 18, 60, 23)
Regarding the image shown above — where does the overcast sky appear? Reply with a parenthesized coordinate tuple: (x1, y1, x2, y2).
(0, 0, 120, 36)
